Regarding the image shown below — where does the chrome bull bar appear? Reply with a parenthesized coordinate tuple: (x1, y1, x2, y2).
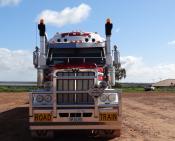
(52, 69, 98, 118)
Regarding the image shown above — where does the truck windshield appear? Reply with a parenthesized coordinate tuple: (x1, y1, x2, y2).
(47, 48, 105, 65)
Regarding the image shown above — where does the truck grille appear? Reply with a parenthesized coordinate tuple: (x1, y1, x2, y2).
(56, 71, 95, 105)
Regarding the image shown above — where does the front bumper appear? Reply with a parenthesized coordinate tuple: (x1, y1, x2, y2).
(29, 108, 121, 130)
(30, 122, 121, 130)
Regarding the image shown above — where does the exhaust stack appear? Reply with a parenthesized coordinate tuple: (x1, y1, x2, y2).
(105, 18, 113, 66)
(37, 19, 46, 87)
(38, 19, 46, 66)
(105, 18, 115, 87)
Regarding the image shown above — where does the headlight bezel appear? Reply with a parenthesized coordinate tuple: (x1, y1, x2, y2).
(36, 95, 44, 103)
(99, 93, 118, 104)
(33, 94, 53, 104)
(100, 94, 108, 102)
(108, 94, 116, 102)
(44, 95, 52, 103)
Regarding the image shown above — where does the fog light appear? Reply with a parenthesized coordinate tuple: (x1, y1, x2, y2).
(108, 94, 116, 102)
(100, 94, 107, 102)
(45, 95, 52, 102)
(36, 95, 44, 102)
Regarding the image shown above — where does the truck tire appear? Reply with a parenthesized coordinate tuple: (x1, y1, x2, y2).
(89, 129, 121, 139)
(112, 129, 121, 137)
(104, 129, 121, 139)
(31, 130, 54, 138)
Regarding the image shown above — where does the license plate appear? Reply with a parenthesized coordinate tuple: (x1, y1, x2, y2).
(69, 117, 82, 122)
(34, 113, 52, 122)
(99, 112, 117, 121)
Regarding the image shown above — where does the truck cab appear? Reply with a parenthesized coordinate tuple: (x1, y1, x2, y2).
(29, 20, 122, 138)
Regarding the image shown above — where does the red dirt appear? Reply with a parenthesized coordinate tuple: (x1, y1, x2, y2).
(0, 92, 175, 141)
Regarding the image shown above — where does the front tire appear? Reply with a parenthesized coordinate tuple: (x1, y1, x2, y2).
(104, 129, 121, 139)
(31, 130, 54, 138)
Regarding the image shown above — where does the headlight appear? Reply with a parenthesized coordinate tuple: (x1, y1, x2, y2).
(100, 94, 107, 102)
(45, 95, 52, 102)
(34, 94, 52, 104)
(36, 95, 44, 102)
(108, 94, 116, 102)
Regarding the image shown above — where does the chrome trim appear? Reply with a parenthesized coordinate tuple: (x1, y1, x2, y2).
(51, 57, 105, 58)
(53, 77, 57, 117)
(98, 104, 119, 108)
(29, 92, 33, 116)
(55, 76, 96, 79)
(94, 97, 99, 118)
(30, 124, 121, 130)
(51, 68, 99, 115)
(57, 105, 94, 108)
(56, 91, 89, 93)
(31, 105, 94, 108)
(53, 69, 97, 77)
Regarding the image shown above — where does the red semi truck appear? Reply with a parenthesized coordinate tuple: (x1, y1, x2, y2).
(29, 19, 122, 138)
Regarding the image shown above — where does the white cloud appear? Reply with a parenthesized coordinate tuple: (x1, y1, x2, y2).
(37, 3, 91, 27)
(0, 48, 36, 81)
(121, 56, 142, 69)
(121, 56, 175, 82)
(168, 40, 175, 46)
(0, 0, 21, 6)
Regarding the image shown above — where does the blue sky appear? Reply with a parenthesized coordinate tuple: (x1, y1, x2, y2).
(0, 0, 175, 82)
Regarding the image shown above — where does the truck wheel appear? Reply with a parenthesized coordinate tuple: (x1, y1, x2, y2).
(104, 129, 121, 139)
(31, 130, 54, 138)
(88, 130, 100, 138)
(112, 129, 121, 137)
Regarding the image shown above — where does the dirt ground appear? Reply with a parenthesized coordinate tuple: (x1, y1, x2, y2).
(0, 92, 175, 141)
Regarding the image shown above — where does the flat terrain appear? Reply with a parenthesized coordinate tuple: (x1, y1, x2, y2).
(0, 92, 175, 141)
